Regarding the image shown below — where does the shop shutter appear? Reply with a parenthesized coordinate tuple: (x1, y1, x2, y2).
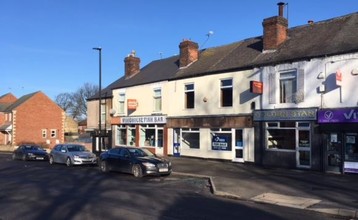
(269, 72, 276, 104)
(296, 69, 304, 103)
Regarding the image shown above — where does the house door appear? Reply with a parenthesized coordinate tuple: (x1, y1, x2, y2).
(325, 132, 343, 173)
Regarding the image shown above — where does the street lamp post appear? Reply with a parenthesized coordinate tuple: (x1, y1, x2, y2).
(93, 47, 102, 153)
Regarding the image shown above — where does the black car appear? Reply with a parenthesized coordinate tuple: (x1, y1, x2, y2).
(12, 144, 49, 161)
(99, 146, 172, 178)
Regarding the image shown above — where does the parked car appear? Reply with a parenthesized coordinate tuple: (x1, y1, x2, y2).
(49, 144, 97, 166)
(12, 144, 49, 161)
(99, 146, 172, 178)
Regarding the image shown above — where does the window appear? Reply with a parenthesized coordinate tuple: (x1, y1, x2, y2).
(116, 125, 127, 145)
(211, 128, 232, 151)
(185, 83, 195, 109)
(221, 79, 233, 107)
(266, 121, 311, 151)
(50, 129, 57, 138)
(280, 71, 297, 103)
(42, 129, 47, 138)
(100, 102, 106, 124)
(153, 88, 162, 112)
(181, 128, 200, 149)
(139, 124, 163, 147)
(119, 93, 125, 114)
(127, 125, 136, 146)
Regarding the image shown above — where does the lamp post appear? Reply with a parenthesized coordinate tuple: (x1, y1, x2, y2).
(93, 47, 102, 153)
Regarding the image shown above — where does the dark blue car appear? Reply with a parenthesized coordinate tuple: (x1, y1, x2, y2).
(12, 144, 49, 161)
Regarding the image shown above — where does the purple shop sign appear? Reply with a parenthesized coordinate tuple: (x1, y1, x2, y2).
(318, 108, 358, 123)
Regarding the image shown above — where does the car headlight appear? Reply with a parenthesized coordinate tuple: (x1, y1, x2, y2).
(73, 155, 80, 159)
(27, 153, 34, 156)
(142, 162, 155, 168)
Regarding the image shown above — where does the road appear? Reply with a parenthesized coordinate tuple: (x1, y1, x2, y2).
(0, 153, 345, 220)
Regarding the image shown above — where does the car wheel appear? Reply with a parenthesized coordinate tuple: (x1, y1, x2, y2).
(49, 156, 54, 165)
(132, 164, 143, 178)
(66, 157, 72, 167)
(22, 154, 27, 161)
(100, 160, 109, 173)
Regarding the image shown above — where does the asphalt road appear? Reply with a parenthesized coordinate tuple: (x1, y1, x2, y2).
(0, 153, 345, 220)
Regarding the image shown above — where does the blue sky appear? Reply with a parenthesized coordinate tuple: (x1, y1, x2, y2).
(1, 0, 358, 100)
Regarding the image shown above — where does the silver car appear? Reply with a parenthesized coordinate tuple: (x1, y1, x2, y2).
(49, 144, 97, 166)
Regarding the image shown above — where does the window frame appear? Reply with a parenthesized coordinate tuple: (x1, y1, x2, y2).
(220, 78, 233, 107)
(279, 70, 297, 103)
(184, 83, 195, 109)
(153, 88, 162, 113)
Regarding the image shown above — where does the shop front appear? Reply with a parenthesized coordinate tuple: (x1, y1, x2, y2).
(253, 108, 320, 170)
(166, 115, 254, 162)
(318, 108, 358, 174)
(112, 115, 167, 155)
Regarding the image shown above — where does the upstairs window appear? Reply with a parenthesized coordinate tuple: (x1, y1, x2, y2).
(153, 88, 162, 112)
(51, 129, 57, 138)
(118, 93, 125, 114)
(221, 79, 233, 107)
(280, 71, 297, 103)
(185, 83, 195, 109)
(42, 129, 47, 138)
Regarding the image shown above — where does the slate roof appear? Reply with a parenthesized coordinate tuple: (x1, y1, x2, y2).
(89, 12, 358, 100)
(2, 92, 39, 112)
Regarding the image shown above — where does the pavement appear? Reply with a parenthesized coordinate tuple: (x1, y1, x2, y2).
(169, 156, 358, 219)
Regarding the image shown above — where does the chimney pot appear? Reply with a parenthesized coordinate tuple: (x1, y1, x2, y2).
(277, 2, 285, 17)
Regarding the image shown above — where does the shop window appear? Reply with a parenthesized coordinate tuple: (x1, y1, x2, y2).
(220, 78, 233, 107)
(153, 88, 162, 112)
(185, 83, 195, 109)
(211, 128, 232, 151)
(279, 71, 297, 103)
(267, 129, 295, 150)
(181, 128, 200, 149)
(127, 125, 136, 146)
(116, 125, 127, 145)
(266, 121, 311, 151)
(140, 124, 163, 147)
(345, 134, 358, 162)
(118, 93, 125, 114)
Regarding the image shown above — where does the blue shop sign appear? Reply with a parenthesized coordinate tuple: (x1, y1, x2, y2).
(212, 135, 231, 151)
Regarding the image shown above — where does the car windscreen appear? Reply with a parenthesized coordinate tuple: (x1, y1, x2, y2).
(128, 148, 154, 157)
(24, 145, 42, 151)
(67, 145, 85, 152)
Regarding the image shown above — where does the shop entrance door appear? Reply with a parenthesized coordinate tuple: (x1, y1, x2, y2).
(325, 132, 343, 173)
(233, 129, 244, 162)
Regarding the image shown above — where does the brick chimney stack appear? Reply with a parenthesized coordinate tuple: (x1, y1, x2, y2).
(179, 40, 199, 68)
(124, 50, 140, 78)
(262, 2, 288, 51)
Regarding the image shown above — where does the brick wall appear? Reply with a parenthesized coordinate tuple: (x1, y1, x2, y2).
(13, 92, 64, 148)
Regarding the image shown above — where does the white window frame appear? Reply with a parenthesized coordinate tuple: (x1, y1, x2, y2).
(50, 129, 57, 138)
(220, 78, 233, 107)
(42, 129, 47, 138)
(185, 83, 195, 109)
(118, 93, 125, 114)
(153, 88, 162, 113)
(279, 70, 297, 103)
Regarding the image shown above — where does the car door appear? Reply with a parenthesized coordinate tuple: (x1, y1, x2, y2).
(118, 148, 132, 173)
(58, 145, 69, 164)
(106, 148, 121, 171)
(52, 145, 62, 163)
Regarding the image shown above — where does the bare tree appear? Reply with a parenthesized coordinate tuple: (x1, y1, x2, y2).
(55, 92, 73, 112)
(55, 83, 98, 120)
